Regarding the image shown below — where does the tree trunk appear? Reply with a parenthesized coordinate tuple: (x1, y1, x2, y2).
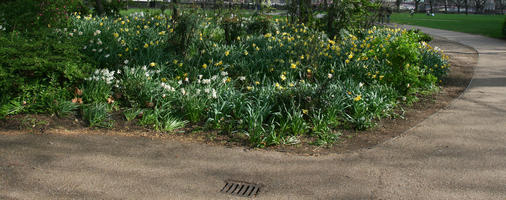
(95, 0, 104, 16)
(415, 1, 419, 12)
(457, 0, 461, 14)
(465, 0, 468, 15)
(444, 0, 448, 13)
(429, 0, 433, 13)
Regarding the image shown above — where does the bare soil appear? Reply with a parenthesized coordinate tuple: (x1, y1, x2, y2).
(0, 36, 477, 156)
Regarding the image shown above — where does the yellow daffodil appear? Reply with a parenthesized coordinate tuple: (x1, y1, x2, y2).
(290, 63, 297, 69)
(202, 63, 207, 69)
(225, 50, 230, 56)
(150, 62, 156, 67)
(354, 95, 362, 101)
(144, 43, 149, 48)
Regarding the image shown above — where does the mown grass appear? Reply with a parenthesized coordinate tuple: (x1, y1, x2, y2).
(391, 13, 505, 39)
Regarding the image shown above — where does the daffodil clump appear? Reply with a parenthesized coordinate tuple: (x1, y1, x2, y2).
(59, 10, 448, 147)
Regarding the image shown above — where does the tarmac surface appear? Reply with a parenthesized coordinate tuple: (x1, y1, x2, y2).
(1, 26, 505, 199)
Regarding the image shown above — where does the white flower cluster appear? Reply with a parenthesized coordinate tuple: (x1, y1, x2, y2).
(160, 82, 175, 92)
(129, 12, 145, 18)
(85, 69, 118, 85)
(93, 29, 101, 36)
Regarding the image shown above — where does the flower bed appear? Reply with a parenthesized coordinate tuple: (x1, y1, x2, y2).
(3, 10, 449, 147)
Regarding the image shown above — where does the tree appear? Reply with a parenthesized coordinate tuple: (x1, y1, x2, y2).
(444, 0, 448, 13)
(454, 0, 464, 13)
(465, 0, 469, 14)
(395, 0, 403, 12)
(495, 0, 505, 14)
(429, 0, 434, 13)
(414, 0, 423, 12)
(473, 0, 487, 13)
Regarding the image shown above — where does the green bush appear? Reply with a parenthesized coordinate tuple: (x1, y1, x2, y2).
(0, 0, 87, 32)
(315, 0, 378, 38)
(0, 32, 95, 104)
(247, 14, 272, 35)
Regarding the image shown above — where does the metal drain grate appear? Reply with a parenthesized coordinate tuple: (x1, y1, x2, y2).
(220, 180, 261, 198)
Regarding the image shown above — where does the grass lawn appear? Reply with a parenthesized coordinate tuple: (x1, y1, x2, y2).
(391, 13, 505, 39)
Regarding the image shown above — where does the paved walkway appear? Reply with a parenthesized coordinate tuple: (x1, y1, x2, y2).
(1, 27, 505, 200)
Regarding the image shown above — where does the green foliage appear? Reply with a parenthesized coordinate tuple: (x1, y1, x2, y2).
(168, 11, 199, 56)
(2, 10, 450, 148)
(0, 32, 93, 98)
(247, 14, 272, 34)
(317, 0, 378, 38)
(137, 106, 186, 132)
(0, 0, 87, 32)
(123, 108, 142, 121)
(0, 99, 24, 119)
(118, 66, 162, 108)
(220, 15, 243, 44)
(81, 69, 114, 104)
(82, 102, 113, 128)
(409, 29, 432, 42)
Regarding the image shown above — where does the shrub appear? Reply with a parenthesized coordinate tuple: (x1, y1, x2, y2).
(220, 15, 243, 44)
(0, 0, 87, 32)
(247, 14, 272, 35)
(316, 0, 378, 38)
(0, 32, 95, 108)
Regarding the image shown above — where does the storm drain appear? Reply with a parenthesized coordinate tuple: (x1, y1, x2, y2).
(220, 180, 261, 198)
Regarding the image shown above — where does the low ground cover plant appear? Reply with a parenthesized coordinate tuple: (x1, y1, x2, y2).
(1, 9, 449, 147)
